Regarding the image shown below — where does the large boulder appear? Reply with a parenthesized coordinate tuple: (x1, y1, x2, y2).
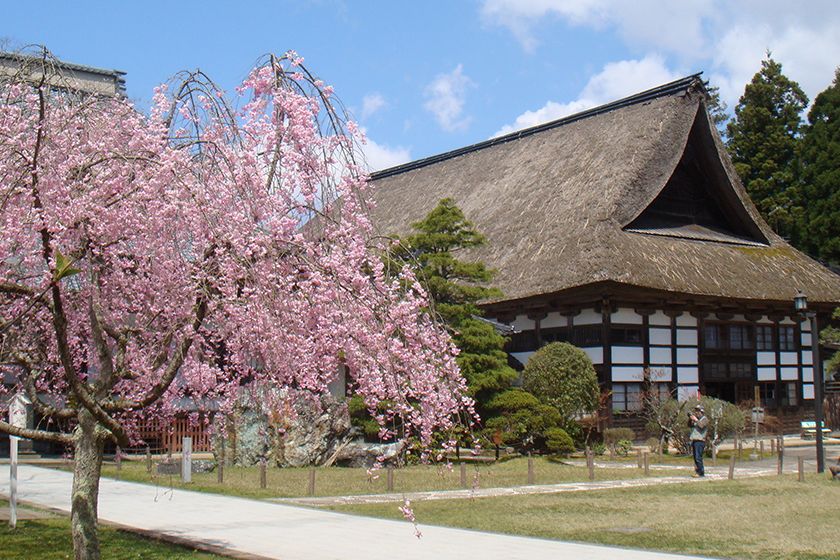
(213, 389, 353, 467)
(333, 440, 408, 468)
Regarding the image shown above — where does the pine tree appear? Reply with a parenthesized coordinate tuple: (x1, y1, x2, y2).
(398, 198, 518, 412)
(726, 56, 808, 239)
(798, 68, 840, 264)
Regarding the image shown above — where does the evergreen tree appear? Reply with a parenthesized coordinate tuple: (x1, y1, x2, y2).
(726, 56, 808, 239)
(798, 68, 840, 264)
(705, 84, 729, 136)
(397, 198, 518, 412)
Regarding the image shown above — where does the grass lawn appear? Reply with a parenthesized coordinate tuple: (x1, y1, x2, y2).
(93, 456, 688, 499)
(0, 502, 220, 559)
(328, 475, 840, 560)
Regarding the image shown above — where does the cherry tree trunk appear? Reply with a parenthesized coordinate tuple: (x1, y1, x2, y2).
(71, 411, 105, 560)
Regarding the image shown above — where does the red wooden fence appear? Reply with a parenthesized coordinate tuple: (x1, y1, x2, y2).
(132, 415, 213, 454)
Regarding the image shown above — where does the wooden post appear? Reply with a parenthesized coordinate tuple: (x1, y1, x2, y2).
(181, 436, 192, 483)
(527, 454, 535, 485)
(307, 467, 316, 496)
(798, 456, 805, 482)
(218, 439, 225, 484)
(9, 436, 18, 529)
(259, 458, 267, 490)
(115, 446, 122, 473)
(587, 448, 595, 481)
(777, 436, 784, 475)
(760, 440, 765, 457)
(637, 449, 643, 469)
(386, 467, 395, 492)
(770, 437, 775, 455)
(728, 455, 736, 480)
(146, 446, 152, 474)
(643, 452, 650, 476)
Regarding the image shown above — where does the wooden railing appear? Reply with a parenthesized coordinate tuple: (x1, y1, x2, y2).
(130, 415, 213, 454)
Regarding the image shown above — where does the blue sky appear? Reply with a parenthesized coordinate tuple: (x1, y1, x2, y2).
(3, 1, 839, 170)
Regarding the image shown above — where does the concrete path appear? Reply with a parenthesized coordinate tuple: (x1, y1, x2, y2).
(0, 465, 719, 560)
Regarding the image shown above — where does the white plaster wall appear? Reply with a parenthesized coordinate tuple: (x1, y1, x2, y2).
(650, 367, 672, 382)
(800, 319, 811, 331)
(757, 367, 776, 381)
(511, 314, 535, 331)
(801, 350, 813, 365)
(757, 352, 776, 366)
(803, 384, 815, 399)
(802, 367, 814, 382)
(675, 313, 697, 327)
(612, 366, 644, 382)
(780, 367, 798, 380)
(611, 307, 643, 325)
(780, 352, 798, 365)
(612, 346, 644, 364)
(676, 348, 698, 365)
(541, 312, 567, 329)
(678, 385, 699, 401)
(575, 308, 602, 325)
(676, 329, 698, 346)
(802, 332, 812, 346)
(677, 367, 699, 384)
(650, 311, 670, 326)
(581, 347, 604, 364)
(650, 347, 671, 365)
(649, 328, 671, 346)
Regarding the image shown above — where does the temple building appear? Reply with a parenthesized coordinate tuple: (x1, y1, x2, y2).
(368, 75, 840, 429)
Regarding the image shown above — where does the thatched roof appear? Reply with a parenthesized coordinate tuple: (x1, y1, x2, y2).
(368, 76, 840, 306)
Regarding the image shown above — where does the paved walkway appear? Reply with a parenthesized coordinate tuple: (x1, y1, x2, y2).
(1, 465, 719, 560)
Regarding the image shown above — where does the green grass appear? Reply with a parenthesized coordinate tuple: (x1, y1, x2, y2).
(94, 456, 687, 500)
(329, 475, 840, 560)
(0, 503, 220, 559)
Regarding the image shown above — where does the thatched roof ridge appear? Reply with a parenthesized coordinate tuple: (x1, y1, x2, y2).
(368, 76, 840, 306)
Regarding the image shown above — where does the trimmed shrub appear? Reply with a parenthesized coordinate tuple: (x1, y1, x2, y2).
(545, 427, 575, 456)
(484, 388, 561, 452)
(522, 342, 599, 430)
(603, 427, 635, 447)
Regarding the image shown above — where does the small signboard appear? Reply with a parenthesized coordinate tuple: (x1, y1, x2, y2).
(751, 407, 765, 424)
(9, 393, 29, 429)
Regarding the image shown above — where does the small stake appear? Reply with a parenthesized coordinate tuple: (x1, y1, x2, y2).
(387, 467, 394, 492)
(587, 448, 595, 481)
(643, 452, 649, 476)
(307, 467, 316, 496)
(218, 439, 225, 484)
(146, 446, 152, 474)
(527, 454, 535, 485)
(115, 446, 122, 473)
(777, 437, 784, 475)
(760, 440, 765, 456)
(259, 458, 267, 490)
(728, 455, 736, 480)
(798, 456, 805, 482)
(460, 462, 467, 488)
(637, 449, 643, 469)
(770, 438, 775, 454)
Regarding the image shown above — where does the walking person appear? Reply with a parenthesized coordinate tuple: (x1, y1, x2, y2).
(689, 404, 709, 477)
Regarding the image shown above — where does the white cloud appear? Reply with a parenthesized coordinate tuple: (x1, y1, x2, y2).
(357, 129, 411, 172)
(480, 0, 840, 108)
(493, 54, 680, 136)
(423, 64, 474, 132)
(360, 92, 386, 120)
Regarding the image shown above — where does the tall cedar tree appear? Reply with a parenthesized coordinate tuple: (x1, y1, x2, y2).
(799, 68, 840, 264)
(399, 199, 518, 413)
(726, 56, 808, 240)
